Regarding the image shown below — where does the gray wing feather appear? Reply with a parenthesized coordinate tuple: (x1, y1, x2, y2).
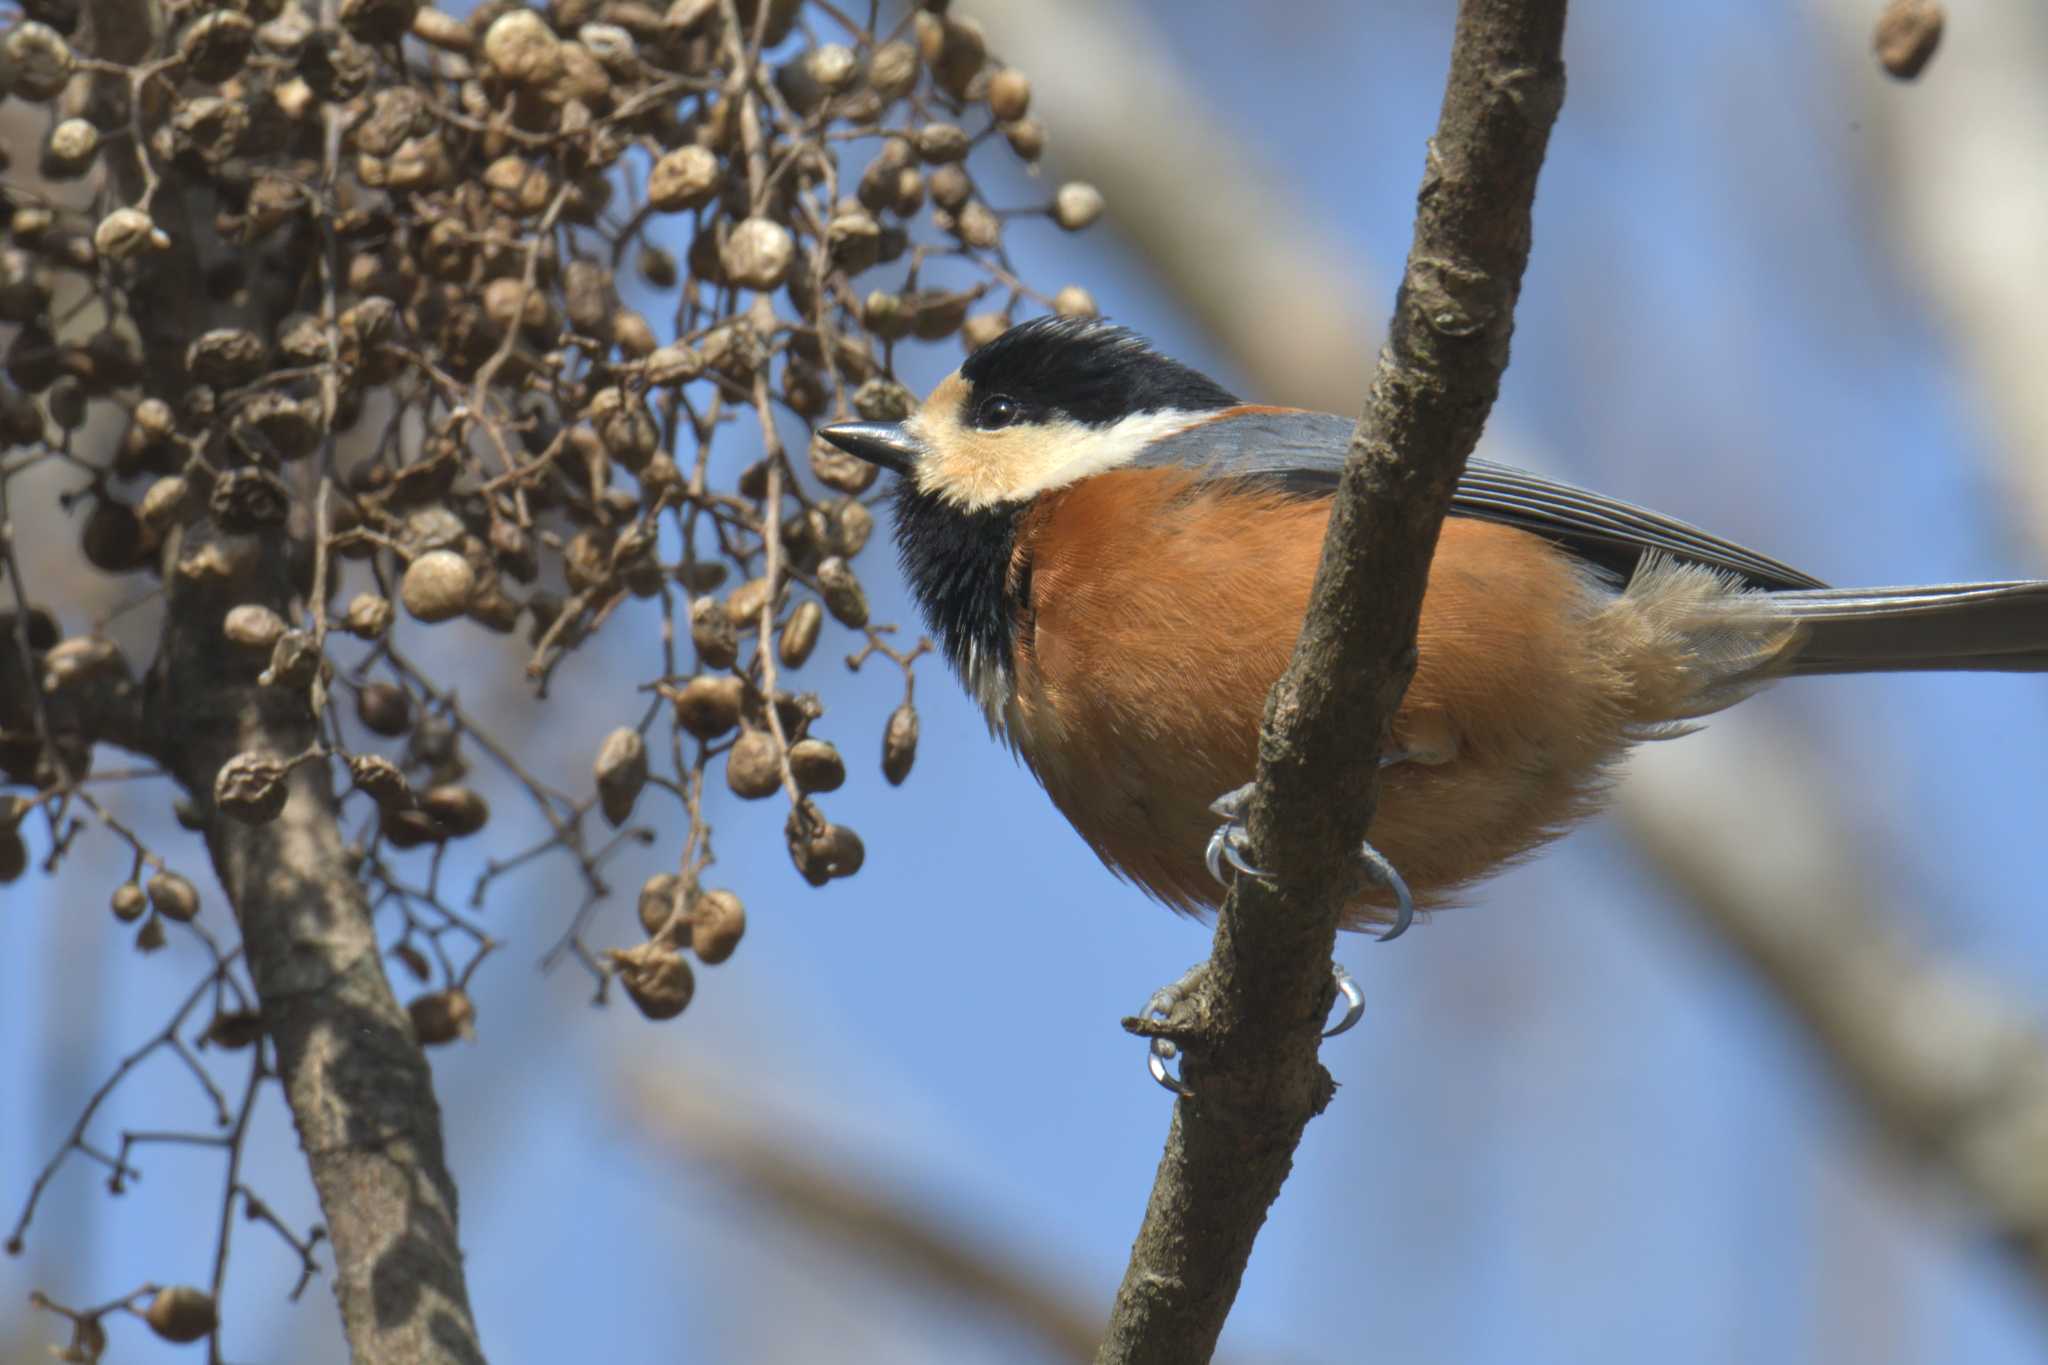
(1135, 409, 1826, 591)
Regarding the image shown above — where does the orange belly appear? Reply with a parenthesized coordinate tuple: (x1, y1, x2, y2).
(1003, 467, 1714, 929)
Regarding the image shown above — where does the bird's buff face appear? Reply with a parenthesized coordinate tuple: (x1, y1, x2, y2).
(823, 372, 1204, 512)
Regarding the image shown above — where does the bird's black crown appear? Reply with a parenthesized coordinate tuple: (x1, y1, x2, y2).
(959, 316, 1238, 427)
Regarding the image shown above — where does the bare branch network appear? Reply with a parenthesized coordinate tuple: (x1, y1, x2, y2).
(0, 0, 1102, 1357)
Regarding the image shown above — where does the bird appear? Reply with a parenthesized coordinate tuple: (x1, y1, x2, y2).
(820, 315, 2048, 942)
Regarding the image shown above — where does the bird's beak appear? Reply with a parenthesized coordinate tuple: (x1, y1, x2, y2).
(819, 420, 925, 476)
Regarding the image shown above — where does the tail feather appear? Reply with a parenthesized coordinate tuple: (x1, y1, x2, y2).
(1767, 582, 2048, 675)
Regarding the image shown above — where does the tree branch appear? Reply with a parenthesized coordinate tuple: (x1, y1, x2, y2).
(151, 526, 485, 1365)
(628, 1073, 1103, 1363)
(1623, 730, 2048, 1296)
(1094, 4, 1568, 1361)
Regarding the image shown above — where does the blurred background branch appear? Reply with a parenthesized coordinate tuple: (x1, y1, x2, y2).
(628, 1072, 1105, 1363)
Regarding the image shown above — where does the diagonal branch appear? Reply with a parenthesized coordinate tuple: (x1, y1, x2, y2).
(1094, 3, 1569, 1362)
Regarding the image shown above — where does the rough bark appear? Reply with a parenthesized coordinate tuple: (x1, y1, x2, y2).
(149, 526, 485, 1365)
(31, 0, 492, 1353)
(1094, 4, 1569, 1362)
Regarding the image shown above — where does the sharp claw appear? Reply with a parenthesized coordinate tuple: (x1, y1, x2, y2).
(1361, 842, 1416, 941)
(1141, 970, 1200, 1097)
(1324, 964, 1365, 1038)
(1204, 827, 1227, 885)
(1222, 838, 1266, 880)
(1148, 1047, 1192, 1097)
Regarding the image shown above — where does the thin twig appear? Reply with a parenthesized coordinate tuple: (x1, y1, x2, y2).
(1094, 4, 1569, 1361)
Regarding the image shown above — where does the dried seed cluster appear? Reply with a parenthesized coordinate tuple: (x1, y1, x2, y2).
(4, 0, 1097, 1343)
(0, 0, 1095, 1002)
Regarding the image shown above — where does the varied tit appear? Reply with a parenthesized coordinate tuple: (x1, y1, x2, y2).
(821, 316, 2048, 938)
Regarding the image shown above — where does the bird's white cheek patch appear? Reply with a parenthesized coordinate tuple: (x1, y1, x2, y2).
(915, 409, 1206, 511)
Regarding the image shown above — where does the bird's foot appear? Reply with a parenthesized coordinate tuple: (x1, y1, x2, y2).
(1137, 961, 1368, 1095)
(1203, 783, 1417, 941)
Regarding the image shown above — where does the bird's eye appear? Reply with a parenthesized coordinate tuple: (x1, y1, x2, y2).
(976, 395, 1021, 430)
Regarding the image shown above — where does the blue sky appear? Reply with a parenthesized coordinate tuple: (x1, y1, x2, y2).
(8, 2, 2048, 1361)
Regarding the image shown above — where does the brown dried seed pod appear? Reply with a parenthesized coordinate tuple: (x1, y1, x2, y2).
(778, 599, 822, 668)
(80, 498, 146, 573)
(204, 1010, 265, 1050)
(961, 311, 1009, 353)
(637, 871, 685, 939)
(805, 40, 857, 91)
(144, 1286, 218, 1344)
(343, 592, 394, 640)
(615, 311, 657, 359)
(786, 737, 845, 793)
(1002, 117, 1045, 162)
(562, 260, 615, 335)
(639, 453, 683, 506)
(1053, 285, 1099, 318)
(481, 8, 563, 85)
(260, 630, 323, 689)
(349, 753, 412, 809)
(422, 784, 490, 836)
(606, 940, 694, 1020)
(401, 549, 476, 623)
(723, 575, 776, 632)
(815, 557, 868, 628)
(868, 39, 917, 99)
(779, 506, 827, 569)
(673, 674, 744, 738)
(215, 751, 291, 825)
(355, 681, 412, 736)
(986, 67, 1031, 121)
(916, 12, 985, 98)
(42, 635, 122, 692)
(928, 164, 972, 212)
(955, 201, 1001, 250)
(147, 870, 200, 923)
(1875, 0, 1943, 79)
(409, 988, 476, 1044)
(852, 377, 914, 422)
(591, 387, 659, 470)
(180, 9, 255, 80)
(827, 211, 882, 273)
(111, 881, 148, 922)
(914, 121, 971, 164)
(594, 727, 649, 827)
(223, 603, 288, 650)
(786, 805, 863, 884)
(185, 328, 268, 389)
(390, 940, 432, 982)
(689, 888, 744, 964)
(411, 5, 471, 50)
(827, 500, 874, 558)
(861, 290, 911, 341)
(40, 118, 98, 179)
(483, 154, 552, 216)
(209, 468, 291, 532)
(1053, 182, 1104, 232)
(6, 27, 70, 104)
(689, 595, 738, 669)
(725, 728, 783, 799)
(810, 431, 879, 494)
(882, 700, 919, 785)
(722, 217, 796, 291)
(647, 144, 721, 211)
(637, 245, 678, 288)
(385, 132, 453, 192)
